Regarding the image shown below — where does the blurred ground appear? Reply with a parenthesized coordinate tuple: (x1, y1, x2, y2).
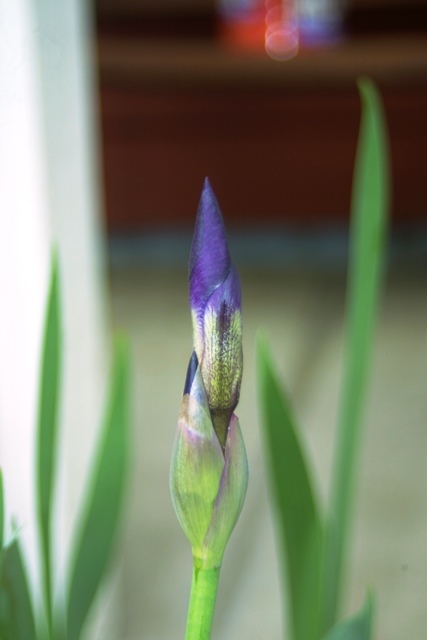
(108, 254, 427, 640)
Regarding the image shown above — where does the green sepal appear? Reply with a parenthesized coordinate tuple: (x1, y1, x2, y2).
(171, 392, 224, 560)
(170, 367, 248, 568)
(202, 414, 248, 567)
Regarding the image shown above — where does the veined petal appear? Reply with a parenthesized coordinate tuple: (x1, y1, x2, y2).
(200, 272, 243, 448)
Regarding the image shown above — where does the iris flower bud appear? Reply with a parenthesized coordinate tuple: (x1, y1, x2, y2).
(189, 179, 243, 450)
(170, 179, 248, 569)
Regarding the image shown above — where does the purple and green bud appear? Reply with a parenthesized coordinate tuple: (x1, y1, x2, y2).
(189, 179, 243, 450)
(170, 179, 248, 569)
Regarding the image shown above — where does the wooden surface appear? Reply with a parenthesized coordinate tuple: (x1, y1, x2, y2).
(98, 34, 427, 88)
(97, 35, 427, 230)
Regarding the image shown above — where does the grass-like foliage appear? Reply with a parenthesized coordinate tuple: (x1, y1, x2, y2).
(0, 257, 131, 640)
(323, 594, 374, 640)
(36, 253, 62, 638)
(257, 337, 322, 640)
(0, 76, 389, 640)
(66, 335, 130, 640)
(258, 78, 390, 640)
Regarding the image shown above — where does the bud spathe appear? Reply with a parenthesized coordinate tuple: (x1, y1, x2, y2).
(170, 357, 247, 568)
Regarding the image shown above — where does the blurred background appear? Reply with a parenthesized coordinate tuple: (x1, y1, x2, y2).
(0, 0, 426, 639)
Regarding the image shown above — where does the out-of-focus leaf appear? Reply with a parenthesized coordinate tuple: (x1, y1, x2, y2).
(322, 78, 390, 632)
(66, 336, 130, 640)
(0, 539, 37, 640)
(0, 470, 4, 549)
(36, 253, 62, 634)
(323, 593, 374, 640)
(257, 335, 322, 640)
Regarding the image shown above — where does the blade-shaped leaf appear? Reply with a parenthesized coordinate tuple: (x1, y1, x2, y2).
(0, 539, 37, 640)
(322, 79, 390, 631)
(66, 336, 130, 640)
(323, 593, 374, 640)
(257, 335, 322, 640)
(36, 253, 62, 634)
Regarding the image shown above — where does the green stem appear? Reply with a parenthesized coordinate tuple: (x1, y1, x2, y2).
(185, 563, 220, 640)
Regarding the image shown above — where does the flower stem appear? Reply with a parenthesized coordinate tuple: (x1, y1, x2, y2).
(185, 563, 220, 640)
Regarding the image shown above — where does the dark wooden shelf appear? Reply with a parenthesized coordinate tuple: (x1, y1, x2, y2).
(97, 34, 427, 231)
(98, 34, 427, 88)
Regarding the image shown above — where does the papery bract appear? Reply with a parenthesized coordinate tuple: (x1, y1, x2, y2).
(170, 359, 247, 568)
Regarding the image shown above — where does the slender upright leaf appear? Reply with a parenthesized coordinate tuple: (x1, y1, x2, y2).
(66, 336, 130, 640)
(36, 253, 62, 637)
(323, 593, 374, 640)
(0, 540, 37, 640)
(321, 79, 390, 632)
(257, 335, 323, 640)
(0, 470, 4, 550)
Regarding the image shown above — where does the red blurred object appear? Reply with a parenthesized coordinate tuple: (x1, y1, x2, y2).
(265, 0, 299, 60)
(96, 17, 427, 232)
(216, 3, 265, 52)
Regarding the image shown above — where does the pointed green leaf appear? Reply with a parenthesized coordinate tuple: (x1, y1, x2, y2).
(0, 539, 37, 640)
(322, 79, 390, 631)
(36, 253, 62, 635)
(66, 336, 131, 640)
(323, 593, 374, 640)
(257, 335, 322, 640)
(0, 470, 4, 550)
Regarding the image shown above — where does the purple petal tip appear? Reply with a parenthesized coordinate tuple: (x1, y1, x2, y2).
(189, 180, 231, 310)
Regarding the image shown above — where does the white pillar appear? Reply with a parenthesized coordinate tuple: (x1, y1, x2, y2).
(0, 0, 52, 588)
(0, 0, 115, 636)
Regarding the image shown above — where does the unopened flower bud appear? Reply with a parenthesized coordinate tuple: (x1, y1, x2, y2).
(189, 179, 243, 450)
(170, 180, 248, 569)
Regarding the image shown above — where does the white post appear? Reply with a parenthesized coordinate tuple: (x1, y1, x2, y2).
(0, 0, 116, 636)
(0, 0, 52, 589)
